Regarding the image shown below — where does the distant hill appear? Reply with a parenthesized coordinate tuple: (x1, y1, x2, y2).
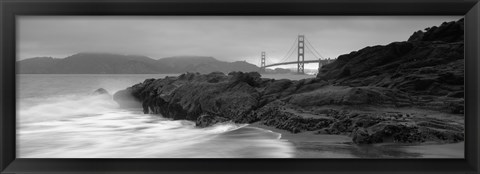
(158, 56, 259, 74)
(17, 53, 259, 74)
(265, 68, 292, 74)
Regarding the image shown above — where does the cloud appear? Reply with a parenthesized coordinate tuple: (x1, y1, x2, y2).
(18, 16, 462, 69)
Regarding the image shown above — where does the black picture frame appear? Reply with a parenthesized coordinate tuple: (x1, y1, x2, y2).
(1, 0, 479, 173)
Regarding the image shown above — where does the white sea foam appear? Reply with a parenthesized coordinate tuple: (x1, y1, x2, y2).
(18, 92, 294, 158)
(18, 94, 119, 123)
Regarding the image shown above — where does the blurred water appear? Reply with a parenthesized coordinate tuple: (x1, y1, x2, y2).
(17, 74, 296, 158)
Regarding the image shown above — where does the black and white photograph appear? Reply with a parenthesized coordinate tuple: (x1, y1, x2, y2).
(16, 16, 465, 158)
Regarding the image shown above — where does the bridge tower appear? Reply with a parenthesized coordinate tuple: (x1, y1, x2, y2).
(297, 35, 305, 74)
(260, 51, 266, 73)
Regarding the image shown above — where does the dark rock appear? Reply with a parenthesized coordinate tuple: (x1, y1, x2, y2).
(238, 101, 334, 133)
(419, 127, 464, 143)
(93, 88, 109, 95)
(118, 72, 260, 124)
(228, 71, 262, 87)
(352, 122, 424, 144)
(206, 71, 227, 83)
(260, 111, 333, 133)
(407, 30, 425, 42)
(323, 119, 353, 134)
(316, 19, 464, 115)
(113, 89, 142, 108)
(419, 18, 464, 43)
(349, 118, 465, 144)
(447, 91, 464, 98)
(263, 79, 293, 95)
(287, 86, 412, 107)
(368, 122, 424, 143)
(196, 114, 230, 128)
(446, 100, 464, 114)
(352, 128, 372, 144)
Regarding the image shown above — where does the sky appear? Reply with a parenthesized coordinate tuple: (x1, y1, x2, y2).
(18, 16, 462, 69)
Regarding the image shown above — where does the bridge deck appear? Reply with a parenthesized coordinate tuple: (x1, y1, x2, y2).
(264, 60, 332, 68)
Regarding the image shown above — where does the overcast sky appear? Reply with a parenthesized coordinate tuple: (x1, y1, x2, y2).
(18, 16, 462, 69)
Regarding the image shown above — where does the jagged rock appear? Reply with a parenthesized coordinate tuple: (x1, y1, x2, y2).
(316, 19, 464, 116)
(206, 71, 228, 83)
(446, 100, 465, 114)
(228, 71, 262, 87)
(116, 72, 261, 122)
(196, 114, 230, 128)
(408, 30, 425, 42)
(417, 19, 464, 43)
(351, 122, 423, 144)
(352, 128, 371, 144)
(287, 86, 413, 107)
(255, 103, 333, 133)
(349, 118, 465, 144)
(419, 127, 464, 143)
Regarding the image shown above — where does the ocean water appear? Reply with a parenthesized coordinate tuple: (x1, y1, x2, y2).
(17, 74, 305, 158)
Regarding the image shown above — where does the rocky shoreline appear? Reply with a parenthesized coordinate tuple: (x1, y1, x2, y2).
(113, 19, 465, 145)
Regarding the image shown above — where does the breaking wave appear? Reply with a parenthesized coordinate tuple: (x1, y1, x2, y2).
(18, 92, 294, 158)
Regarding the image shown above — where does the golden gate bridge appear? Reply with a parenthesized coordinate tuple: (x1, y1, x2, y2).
(259, 35, 335, 74)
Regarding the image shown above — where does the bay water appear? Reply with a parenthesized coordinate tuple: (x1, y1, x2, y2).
(17, 74, 312, 158)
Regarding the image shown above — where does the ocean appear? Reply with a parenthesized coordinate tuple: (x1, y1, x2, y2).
(17, 74, 314, 158)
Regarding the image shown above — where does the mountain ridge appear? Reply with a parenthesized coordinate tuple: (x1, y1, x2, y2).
(17, 53, 259, 74)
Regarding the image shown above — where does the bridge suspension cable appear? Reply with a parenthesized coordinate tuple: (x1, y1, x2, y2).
(280, 46, 297, 63)
(278, 37, 298, 63)
(305, 37, 325, 59)
(305, 43, 321, 59)
(304, 44, 317, 59)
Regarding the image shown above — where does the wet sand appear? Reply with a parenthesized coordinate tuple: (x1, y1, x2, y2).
(249, 122, 464, 158)
(400, 142, 464, 158)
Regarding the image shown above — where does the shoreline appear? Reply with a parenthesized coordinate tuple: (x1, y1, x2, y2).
(248, 122, 464, 158)
(248, 122, 355, 158)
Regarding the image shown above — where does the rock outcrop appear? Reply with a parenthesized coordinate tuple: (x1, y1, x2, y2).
(317, 18, 464, 114)
(93, 88, 109, 95)
(114, 19, 465, 145)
